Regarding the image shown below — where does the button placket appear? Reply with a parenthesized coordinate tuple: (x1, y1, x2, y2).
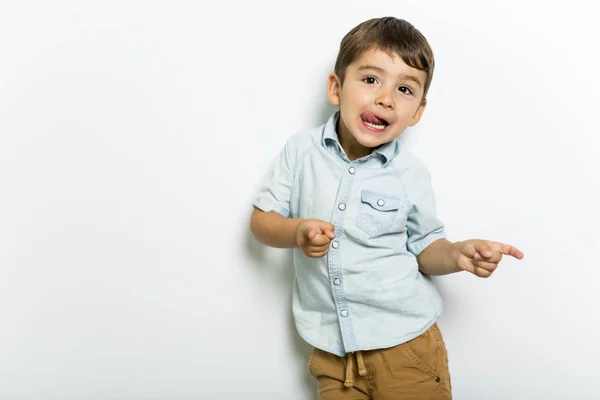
(326, 162, 358, 351)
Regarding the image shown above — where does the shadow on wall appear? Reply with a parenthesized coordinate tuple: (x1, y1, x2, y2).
(312, 98, 338, 129)
(244, 229, 317, 400)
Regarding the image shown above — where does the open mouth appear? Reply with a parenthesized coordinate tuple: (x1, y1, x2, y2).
(360, 112, 389, 132)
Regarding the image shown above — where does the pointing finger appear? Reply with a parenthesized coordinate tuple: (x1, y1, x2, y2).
(488, 241, 524, 259)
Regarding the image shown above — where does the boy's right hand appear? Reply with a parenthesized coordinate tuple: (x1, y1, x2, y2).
(296, 219, 336, 258)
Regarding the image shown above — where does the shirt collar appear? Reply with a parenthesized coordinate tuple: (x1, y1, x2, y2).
(321, 110, 400, 166)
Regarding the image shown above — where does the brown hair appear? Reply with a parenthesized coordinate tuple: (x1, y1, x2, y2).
(334, 17, 435, 100)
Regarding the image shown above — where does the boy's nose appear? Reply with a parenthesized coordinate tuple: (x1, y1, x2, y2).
(375, 89, 395, 109)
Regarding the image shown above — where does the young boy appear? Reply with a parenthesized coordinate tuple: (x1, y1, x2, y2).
(250, 16, 523, 399)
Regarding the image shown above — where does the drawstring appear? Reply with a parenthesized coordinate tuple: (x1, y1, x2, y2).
(344, 352, 354, 387)
(357, 351, 367, 377)
(344, 351, 368, 387)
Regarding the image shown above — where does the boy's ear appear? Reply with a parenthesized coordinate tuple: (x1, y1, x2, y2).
(409, 99, 427, 127)
(327, 73, 342, 106)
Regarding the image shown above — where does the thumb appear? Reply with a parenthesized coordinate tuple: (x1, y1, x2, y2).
(460, 240, 488, 259)
(320, 222, 336, 240)
(473, 240, 493, 259)
(305, 226, 320, 241)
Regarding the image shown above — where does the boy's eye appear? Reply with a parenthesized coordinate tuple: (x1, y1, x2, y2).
(363, 77, 377, 84)
(398, 86, 413, 95)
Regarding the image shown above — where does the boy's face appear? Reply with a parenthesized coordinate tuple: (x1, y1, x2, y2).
(328, 48, 428, 159)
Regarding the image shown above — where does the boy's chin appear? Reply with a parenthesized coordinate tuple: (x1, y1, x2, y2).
(355, 134, 395, 149)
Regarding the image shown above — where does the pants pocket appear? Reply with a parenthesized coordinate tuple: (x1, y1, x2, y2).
(308, 348, 343, 378)
(400, 323, 448, 381)
(401, 343, 439, 379)
(377, 325, 452, 399)
(398, 323, 452, 399)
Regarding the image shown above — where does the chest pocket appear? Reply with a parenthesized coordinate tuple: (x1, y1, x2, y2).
(356, 190, 408, 238)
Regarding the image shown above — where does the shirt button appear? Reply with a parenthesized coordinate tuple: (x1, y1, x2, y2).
(332, 241, 339, 249)
(348, 167, 356, 174)
(377, 199, 385, 207)
(341, 310, 348, 317)
(338, 203, 346, 211)
(333, 278, 341, 285)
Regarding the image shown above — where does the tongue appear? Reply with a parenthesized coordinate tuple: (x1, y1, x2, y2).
(361, 112, 385, 125)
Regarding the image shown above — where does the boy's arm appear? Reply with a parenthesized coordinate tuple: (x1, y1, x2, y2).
(250, 207, 302, 248)
(250, 207, 337, 257)
(416, 238, 462, 275)
(417, 238, 524, 278)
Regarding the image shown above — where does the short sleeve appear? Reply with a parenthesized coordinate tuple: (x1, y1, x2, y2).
(402, 164, 447, 255)
(252, 139, 295, 218)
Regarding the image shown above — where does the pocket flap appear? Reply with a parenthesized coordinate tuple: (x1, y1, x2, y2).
(360, 190, 402, 211)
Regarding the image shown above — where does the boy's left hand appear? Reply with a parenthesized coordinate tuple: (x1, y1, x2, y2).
(455, 240, 524, 278)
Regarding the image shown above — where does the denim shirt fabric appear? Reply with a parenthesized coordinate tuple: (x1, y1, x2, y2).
(253, 111, 447, 356)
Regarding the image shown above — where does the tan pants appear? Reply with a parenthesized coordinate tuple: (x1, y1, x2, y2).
(308, 323, 452, 399)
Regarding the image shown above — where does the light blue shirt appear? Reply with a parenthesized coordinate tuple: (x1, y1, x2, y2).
(253, 111, 447, 356)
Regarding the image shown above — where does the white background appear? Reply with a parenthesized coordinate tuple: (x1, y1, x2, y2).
(1, 1, 599, 399)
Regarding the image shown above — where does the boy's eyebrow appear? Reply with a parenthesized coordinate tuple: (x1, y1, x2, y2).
(357, 65, 423, 88)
